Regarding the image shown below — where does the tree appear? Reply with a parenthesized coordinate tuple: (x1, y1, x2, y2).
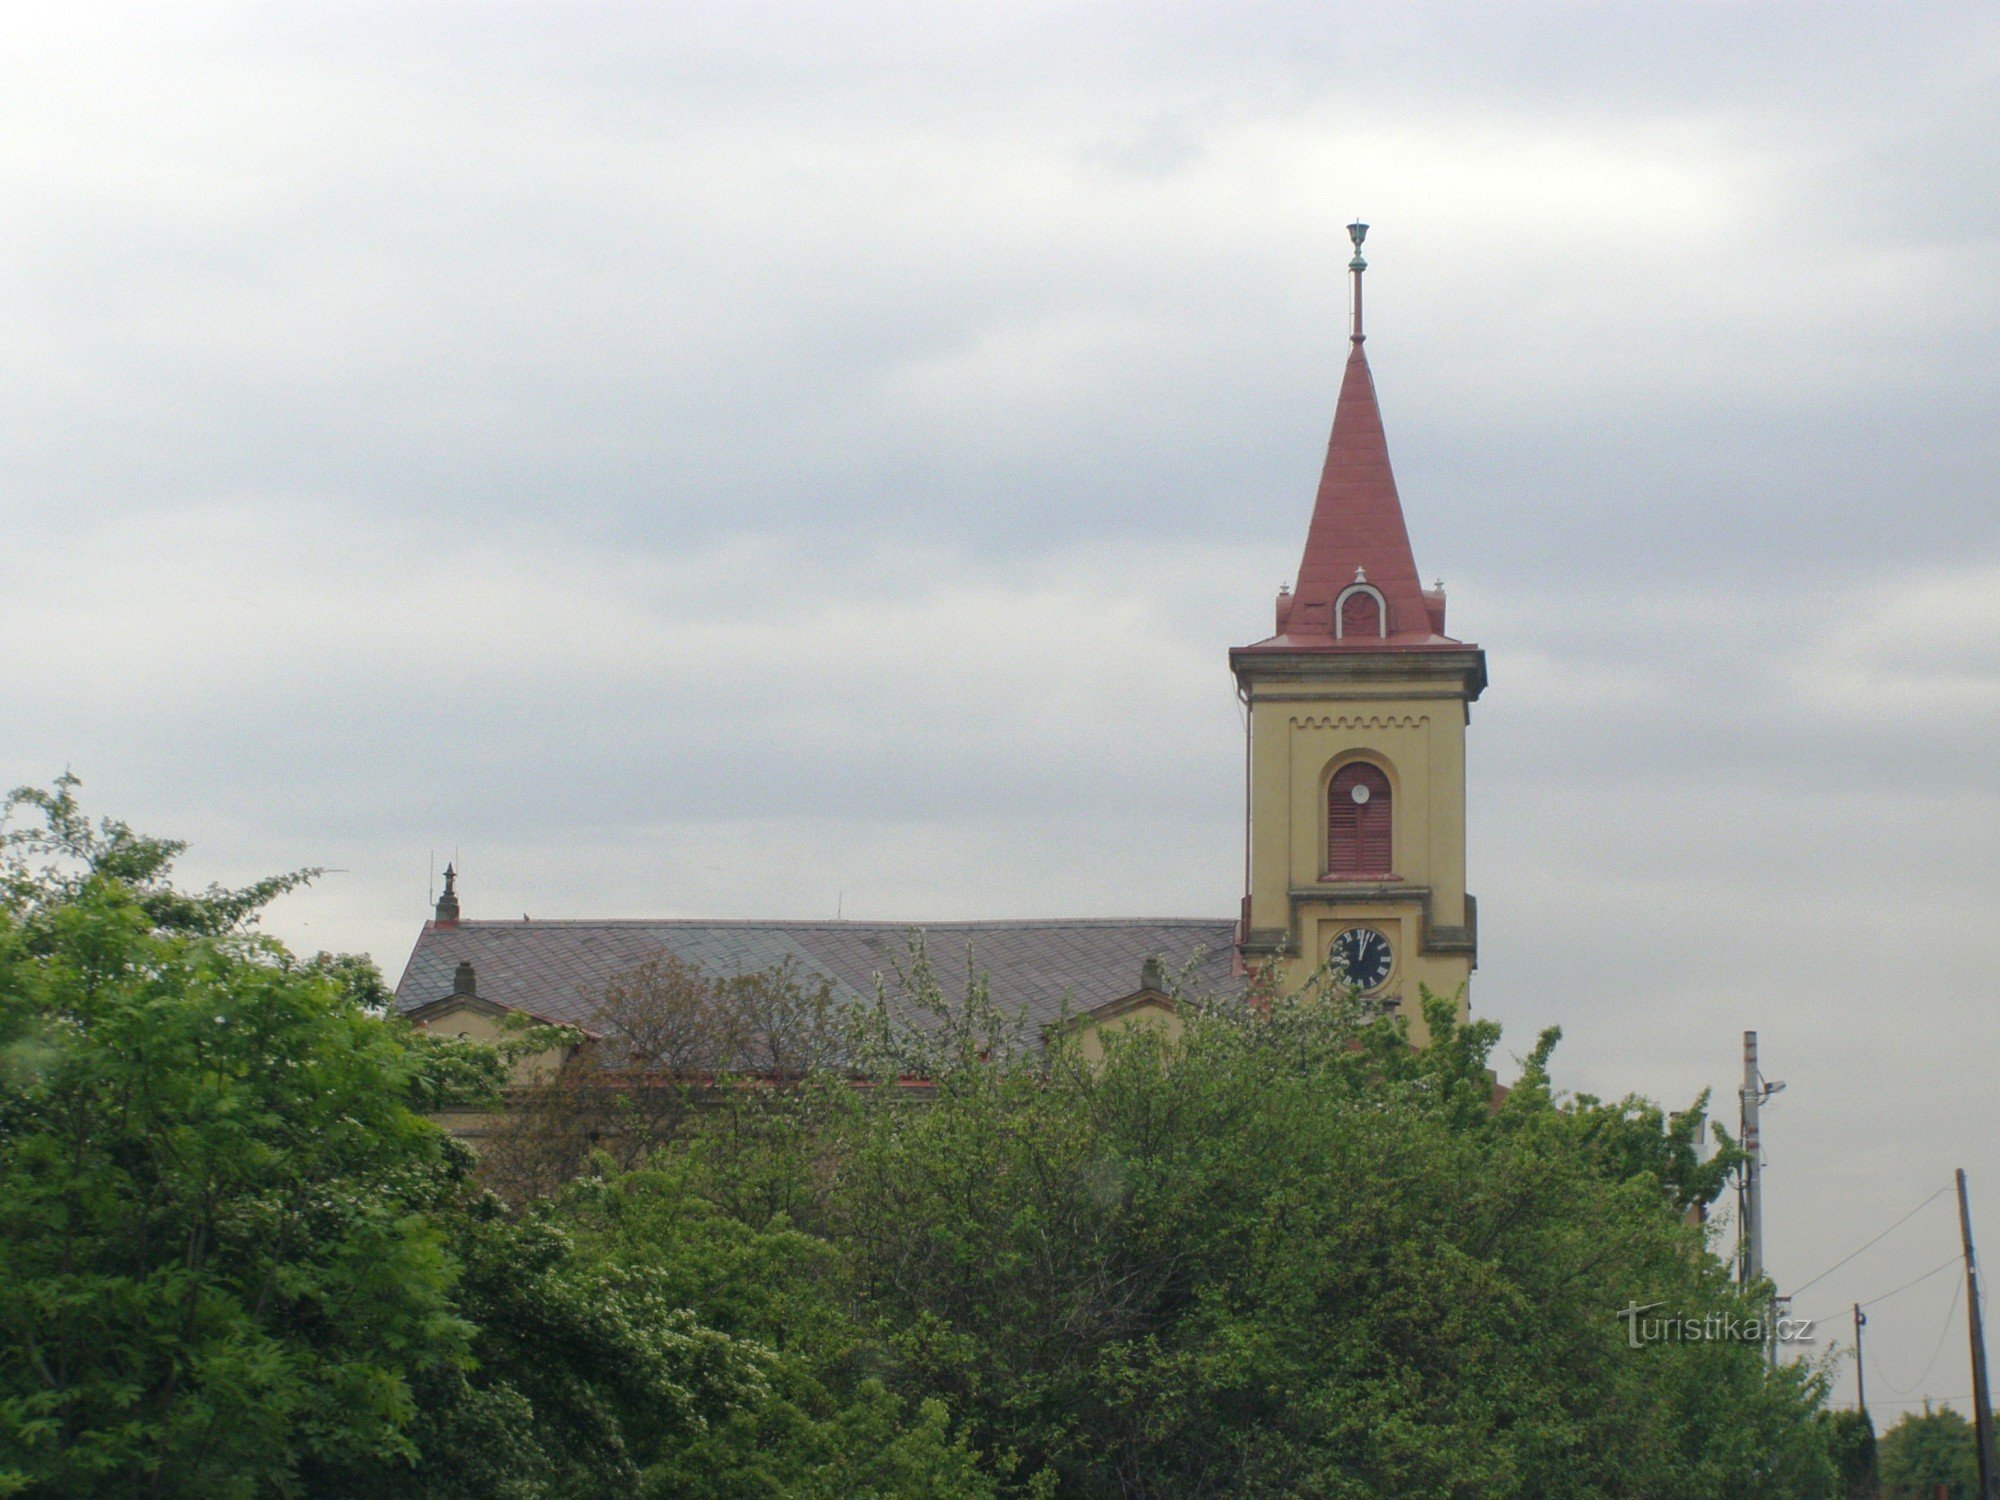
(1532, 1077, 1743, 1220)
(0, 779, 764, 1497)
(1879, 1402, 1982, 1499)
(480, 953, 845, 1203)
(306, 1198, 769, 1499)
(550, 1152, 1007, 1499)
(1824, 1407, 1877, 1498)
(0, 778, 493, 1494)
(644, 952, 1841, 1497)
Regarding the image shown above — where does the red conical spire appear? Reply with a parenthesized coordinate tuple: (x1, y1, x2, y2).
(1260, 224, 1453, 649)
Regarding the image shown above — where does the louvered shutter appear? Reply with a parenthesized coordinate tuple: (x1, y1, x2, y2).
(1328, 763, 1393, 877)
(1340, 590, 1381, 638)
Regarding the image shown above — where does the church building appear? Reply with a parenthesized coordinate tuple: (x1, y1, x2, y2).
(393, 226, 1486, 1056)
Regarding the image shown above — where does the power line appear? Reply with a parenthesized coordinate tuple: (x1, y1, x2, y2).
(1799, 1257, 1962, 1330)
(1804, 1253, 1972, 1421)
(1791, 1185, 1952, 1298)
(1861, 1255, 1966, 1312)
(1871, 1277, 1965, 1398)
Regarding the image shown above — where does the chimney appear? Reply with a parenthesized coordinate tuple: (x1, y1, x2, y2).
(435, 863, 460, 925)
(1139, 956, 1169, 994)
(452, 961, 476, 998)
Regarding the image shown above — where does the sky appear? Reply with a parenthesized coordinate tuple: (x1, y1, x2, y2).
(1, 1, 1996, 1423)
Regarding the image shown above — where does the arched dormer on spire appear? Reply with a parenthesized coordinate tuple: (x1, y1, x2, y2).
(1334, 571, 1387, 640)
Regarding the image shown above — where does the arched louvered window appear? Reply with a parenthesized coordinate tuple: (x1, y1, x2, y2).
(1328, 762, 1393, 877)
(1340, 588, 1381, 639)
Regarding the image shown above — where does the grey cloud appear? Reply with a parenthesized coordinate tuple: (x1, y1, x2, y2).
(2, 4, 1991, 582)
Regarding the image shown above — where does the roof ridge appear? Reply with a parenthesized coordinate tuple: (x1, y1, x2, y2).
(435, 916, 1234, 930)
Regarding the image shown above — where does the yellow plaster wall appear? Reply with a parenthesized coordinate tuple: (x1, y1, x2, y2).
(411, 1004, 570, 1086)
(1066, 997, 1184, 1064)
(426, 1108, 512, 1145)
(1240, 667, 1476, 1034)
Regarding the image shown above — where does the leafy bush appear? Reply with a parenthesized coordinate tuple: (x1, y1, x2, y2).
(536, 948, 1839, 1497)
(1878, 1403, 1982, 1499)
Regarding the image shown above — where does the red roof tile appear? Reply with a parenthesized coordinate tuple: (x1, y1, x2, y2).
(1245, 333, 1466, 655)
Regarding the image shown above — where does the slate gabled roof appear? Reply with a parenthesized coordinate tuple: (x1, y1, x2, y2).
(392, 917, 1241, 1037)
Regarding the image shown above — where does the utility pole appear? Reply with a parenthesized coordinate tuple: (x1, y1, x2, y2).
(1739, 1032, 1763, 1287)
(1738, 1032, 1785, 1365)
(1956, 1168, 1997, 1500)
(1853, 1302, 1867, 1419)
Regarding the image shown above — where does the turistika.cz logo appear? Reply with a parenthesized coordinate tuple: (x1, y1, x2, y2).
(1616, 1302, 1816, 1350)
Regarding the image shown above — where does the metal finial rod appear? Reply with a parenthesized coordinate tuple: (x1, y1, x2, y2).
(1347, 220, 1369, 343)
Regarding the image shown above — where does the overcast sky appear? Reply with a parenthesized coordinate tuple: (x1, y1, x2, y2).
(2, 1, 1995, 1422)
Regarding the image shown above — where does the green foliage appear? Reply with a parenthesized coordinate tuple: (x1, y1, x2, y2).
(0, 781, 759, 1497)
(309, 1198, 769, 1498)
(1878, 1402, 1983, 1499)
(1824, 1407, 1877, 1498)
(787, 976, 1837, 1496)
(0, 780, 484, 1495)
(550, 1141, 1004, 1498)
(0, 773, 319, 940)
(1510, 1027, 1745, 1217)
(504, 946, 1838, 1497)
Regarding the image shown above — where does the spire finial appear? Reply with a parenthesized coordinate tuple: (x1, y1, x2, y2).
(1347, 220, 1369, 343)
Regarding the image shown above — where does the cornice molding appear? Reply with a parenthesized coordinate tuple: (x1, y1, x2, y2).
(1231, 645, 1487, 703)
(1241, 888, 1478, 966)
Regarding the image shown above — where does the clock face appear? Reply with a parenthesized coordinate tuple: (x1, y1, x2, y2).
(1331, 926, 1393, 992)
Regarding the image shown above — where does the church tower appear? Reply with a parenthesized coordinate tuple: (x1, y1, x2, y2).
(1230, 225, 1487, 1031)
